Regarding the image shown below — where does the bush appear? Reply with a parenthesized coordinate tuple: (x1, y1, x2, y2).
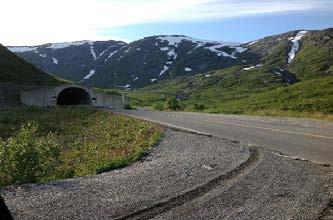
(124, 103, 136, 110)
(0, 123, 61, 186)
(179, 102, 187, 111)
(194, 103, 205, 111)
(153, 102, 164, 111)
(165, 97, 180, 110)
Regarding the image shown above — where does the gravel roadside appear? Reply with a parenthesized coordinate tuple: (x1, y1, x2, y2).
(154, 148, 331, 220)
(0, 129, 250, 219)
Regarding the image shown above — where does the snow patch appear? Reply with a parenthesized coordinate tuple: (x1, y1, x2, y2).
(52, 57, 58, 65)
(39, 54, 47, 58)
(185, 67, 192, 72)
(166, 61, 173, 65)
(157, 35, 240, 48)
(90, 44, 97, 60)
(288, 31, 308, 63)
(117, 55, 124, 61)
(104, 50, 118, 63)
(159, 65, 169, 76)
(137, 48, 141, 51)
(157, 35, 246, 58)
(248, 40, 258, 46)
(167, 49, 177, 59)
(8, 46, 37, 53)
(206, 45, 236, 58)
(83, 70, 96, 80)
(99, 50, 108, 57)
(242, 64, 262, 71)
(133, 77, 138, 81)
(150, 78, 157, 82)
(47, 40, 92, 49)
(119, 84, 130, 89)
(160, 47, 169, 51)
(274, 70, 282, 76)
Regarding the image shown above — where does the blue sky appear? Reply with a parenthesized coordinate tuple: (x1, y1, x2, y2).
(2, 0, 333, 45)
(103, 11, 333, 42)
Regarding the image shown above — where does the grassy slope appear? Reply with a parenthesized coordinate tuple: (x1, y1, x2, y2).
(0, 107, 162, 186)
(128, 29, 333, 119)
(0, 44, 61, 85)
(209, 76, 333, 116)
(288, 29, 333, 80)
(128, 66, 285, 107)
(128, 67, 333, 119)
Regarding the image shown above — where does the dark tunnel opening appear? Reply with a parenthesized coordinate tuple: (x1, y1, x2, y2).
(56, 87, 91, 106)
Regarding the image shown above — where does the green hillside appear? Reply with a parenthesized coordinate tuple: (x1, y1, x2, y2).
(288, 29, 333, 80)
(0, 44, 61, 85)
(127, 29, 333, 119)
(128, 67, 333, 119)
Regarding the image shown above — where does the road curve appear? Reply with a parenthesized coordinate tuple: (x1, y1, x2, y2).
(113, 110, 333, 165)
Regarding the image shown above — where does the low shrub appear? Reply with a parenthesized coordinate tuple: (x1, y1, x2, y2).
(153, 102, 164, 111)
(165, 97, 180, 110)
(0, 123, 61, 185)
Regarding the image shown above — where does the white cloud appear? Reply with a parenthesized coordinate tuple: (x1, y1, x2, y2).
(0, 0, 330, 45)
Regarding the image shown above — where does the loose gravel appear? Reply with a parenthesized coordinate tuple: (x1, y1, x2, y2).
(0, 129, 330, 220)
(0, 130, 249, 219)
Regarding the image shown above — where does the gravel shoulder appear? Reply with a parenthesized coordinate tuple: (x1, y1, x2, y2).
(0, 129, 249, 219)
(0, 129, 331, 220)
(154, 148, 331, 220)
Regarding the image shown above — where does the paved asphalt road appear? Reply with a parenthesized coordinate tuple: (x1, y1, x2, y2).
(113, 110, 333, 165)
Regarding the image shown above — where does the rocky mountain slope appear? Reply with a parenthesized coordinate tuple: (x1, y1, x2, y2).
(7, 29, 333, 89)
(7, 36, 256, 89)
(127, 28, 333, 117)
(0, 44, 60, 86)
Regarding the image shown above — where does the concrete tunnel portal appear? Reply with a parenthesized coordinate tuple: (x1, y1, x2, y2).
(56, 87, 91, 106)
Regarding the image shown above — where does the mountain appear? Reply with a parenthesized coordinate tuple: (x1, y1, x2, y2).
(7, 40, 126, 83)
(5, 29, 333, 117)
(127, 28, 333, 118)
(0, 44, 60, 86)
(7, 29, 333, 89)
(8, 36, 257, 89)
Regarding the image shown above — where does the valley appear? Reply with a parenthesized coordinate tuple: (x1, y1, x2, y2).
(1, 27, 332, 219)
(7, 28, 333, 119)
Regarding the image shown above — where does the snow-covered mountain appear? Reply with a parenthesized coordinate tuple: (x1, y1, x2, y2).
(7, 35, 255, 88)
(8, 29, 330, 89)
(7, 40, 126, 83)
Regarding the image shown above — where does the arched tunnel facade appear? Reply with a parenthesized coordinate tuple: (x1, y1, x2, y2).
(20, 84, 128, 108)
(56, 87, 91, 106)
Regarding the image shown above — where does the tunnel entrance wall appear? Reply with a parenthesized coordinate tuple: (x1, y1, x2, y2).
(57, 87, 91, 106)
(20, 84, 127, 108)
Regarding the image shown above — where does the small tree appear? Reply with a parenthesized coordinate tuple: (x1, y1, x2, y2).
(153, 102, 164, 111)
(194, 103, 205, 111)
(165, 97, 180, 110)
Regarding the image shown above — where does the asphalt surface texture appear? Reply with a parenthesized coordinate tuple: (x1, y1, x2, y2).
(1, 129, 331, 219)
(113, 109, 333, 165)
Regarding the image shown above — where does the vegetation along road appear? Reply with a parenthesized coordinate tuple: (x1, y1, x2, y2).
(114, 109, 333, 165)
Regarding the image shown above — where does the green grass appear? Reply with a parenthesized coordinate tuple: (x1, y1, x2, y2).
(206, 76, 333, 118)
(0, 107, 162, 186)
(127, 65, 333, 120)
(288, 29, 333, 80)
(0, 44, 61, 86)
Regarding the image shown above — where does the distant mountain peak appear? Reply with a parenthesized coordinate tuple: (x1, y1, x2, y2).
(6, 29, 331, 89)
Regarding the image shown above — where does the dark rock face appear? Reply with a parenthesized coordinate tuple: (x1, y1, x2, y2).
(8, 36, 254, 89)
(7, 29, 333, 89)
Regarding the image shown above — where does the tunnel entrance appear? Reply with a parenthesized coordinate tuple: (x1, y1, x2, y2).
(56, 87, 91, 106)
